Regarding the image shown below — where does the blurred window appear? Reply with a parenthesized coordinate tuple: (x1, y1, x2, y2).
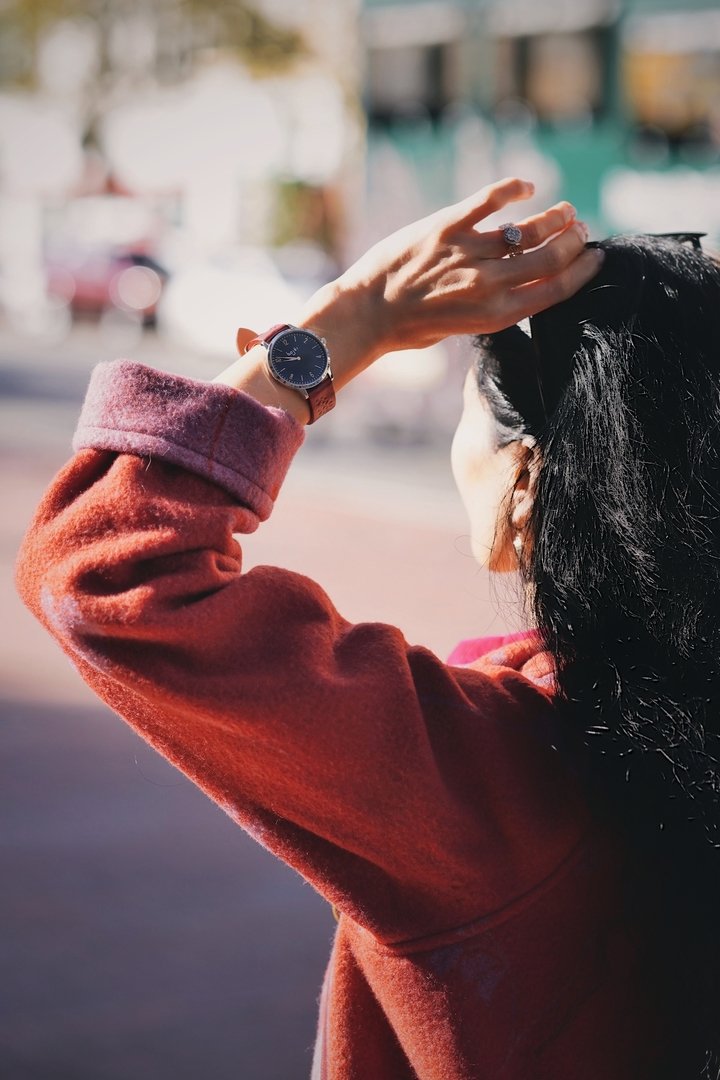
(495, 30, 606, 124)
(624, 49, 720, 148)
(622, 12, 720, 156)
(526, 32, 602, 122)
(362, 1, 466, 124)
(365, 42, 457, 124)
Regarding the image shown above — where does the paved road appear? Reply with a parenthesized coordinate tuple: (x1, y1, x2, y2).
(2, 328, 522, 1080)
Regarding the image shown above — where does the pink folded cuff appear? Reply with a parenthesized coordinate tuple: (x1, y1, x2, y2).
(72, 359, 306, 520)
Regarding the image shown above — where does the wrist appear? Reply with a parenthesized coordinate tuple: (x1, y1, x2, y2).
(297, 279, 387, 390)
(212, 347, 312, 426)
(212, 281, 387, 424)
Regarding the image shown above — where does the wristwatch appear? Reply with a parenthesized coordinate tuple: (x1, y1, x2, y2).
(242, 323, 336, 424)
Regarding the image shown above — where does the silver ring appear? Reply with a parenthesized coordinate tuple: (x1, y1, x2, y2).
(501, 222, 523, 257)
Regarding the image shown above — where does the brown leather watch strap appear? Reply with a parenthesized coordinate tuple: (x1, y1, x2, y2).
(242, 323, 291, 353)
(306, 374, 336, 424)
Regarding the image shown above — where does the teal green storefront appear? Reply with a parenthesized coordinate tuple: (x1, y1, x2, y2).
(363, 0, 720, 232)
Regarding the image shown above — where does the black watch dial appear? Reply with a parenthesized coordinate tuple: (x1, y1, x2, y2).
(268, 329, 329, 390)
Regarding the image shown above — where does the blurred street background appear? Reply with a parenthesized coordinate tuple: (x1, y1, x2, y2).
(3, 0, 720, 1077)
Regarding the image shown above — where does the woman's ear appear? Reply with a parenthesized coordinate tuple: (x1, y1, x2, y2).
(509, 436, 539, 534)
(488, 436, 540, 573)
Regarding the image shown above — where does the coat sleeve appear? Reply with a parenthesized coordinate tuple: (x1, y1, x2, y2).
(15, 359, 591, 944)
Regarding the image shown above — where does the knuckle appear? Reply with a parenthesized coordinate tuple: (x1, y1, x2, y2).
(436, 207, 464, 239)
(542, 242, 567, 274)
(453, 245, 474, 269)
(531, 276, 564, 312)
(430, 215, 450, 240)
(550, 206, 570, 229)
(549, 267, 574, 302)
(483, 180, 514, 210)
(436, 219, 458, 244)
(494, 175, 522, 191)
(478, 194, 497, 218)
(472, 267, 490, 291)
(520, 222, 540, 249)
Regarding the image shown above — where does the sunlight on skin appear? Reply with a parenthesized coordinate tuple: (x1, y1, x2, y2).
(451, 366, 537, 573)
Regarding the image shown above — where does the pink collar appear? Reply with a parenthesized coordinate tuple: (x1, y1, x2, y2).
(447, 629, 557, 693)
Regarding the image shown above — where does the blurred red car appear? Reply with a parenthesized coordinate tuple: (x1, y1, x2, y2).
(46, 246, 168, 326)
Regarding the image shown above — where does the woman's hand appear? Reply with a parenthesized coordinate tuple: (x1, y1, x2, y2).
(341, 177, 598, 348)
(216, 177, 604, 421)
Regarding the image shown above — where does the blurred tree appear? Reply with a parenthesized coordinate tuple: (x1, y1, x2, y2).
(0, 0, 306, 92)
(0, 0, 307, 168)
(271, 178, 339, 253)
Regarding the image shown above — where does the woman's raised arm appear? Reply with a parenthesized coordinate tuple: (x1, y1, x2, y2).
(213, 177, 601, 418)
(15, 179, 600, 945)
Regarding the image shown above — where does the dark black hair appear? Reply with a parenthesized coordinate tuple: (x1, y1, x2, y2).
(473, 235, 720, 1077)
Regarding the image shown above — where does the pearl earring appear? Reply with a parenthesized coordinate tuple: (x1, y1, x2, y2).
(513, 533, 523, 557)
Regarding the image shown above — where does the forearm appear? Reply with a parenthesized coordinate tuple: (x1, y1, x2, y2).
(12, 366, 485, 933)
(212, 280, 386, 424)
(212, 179, 601, 422)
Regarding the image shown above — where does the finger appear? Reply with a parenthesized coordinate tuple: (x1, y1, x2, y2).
(468, 201, 578, 258)
(502, 247, 606, 323)
(447, 177, 535, 231)
(494, 221, 590, 286)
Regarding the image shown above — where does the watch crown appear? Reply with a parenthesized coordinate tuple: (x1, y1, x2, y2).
(321, 338, 327, 345)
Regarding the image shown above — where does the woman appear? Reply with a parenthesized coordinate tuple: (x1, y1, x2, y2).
(15, 176, 719, 1078)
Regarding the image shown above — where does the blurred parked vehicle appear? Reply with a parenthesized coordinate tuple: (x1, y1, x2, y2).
(42, 195, 169, 331)
(45, 245, 168, 327)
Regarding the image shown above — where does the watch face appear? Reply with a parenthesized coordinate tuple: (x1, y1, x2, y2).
(268, 329, 329, 390)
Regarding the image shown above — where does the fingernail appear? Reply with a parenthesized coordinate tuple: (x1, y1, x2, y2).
(562, 203, 577, 221)
(574, 221, 589, 241)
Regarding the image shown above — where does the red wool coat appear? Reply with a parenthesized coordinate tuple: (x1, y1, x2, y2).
(15, 360, 666, 1079)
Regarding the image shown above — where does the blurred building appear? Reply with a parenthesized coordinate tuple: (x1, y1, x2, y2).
(360, 0, 720, 237)
(0, 0, 364, 346)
